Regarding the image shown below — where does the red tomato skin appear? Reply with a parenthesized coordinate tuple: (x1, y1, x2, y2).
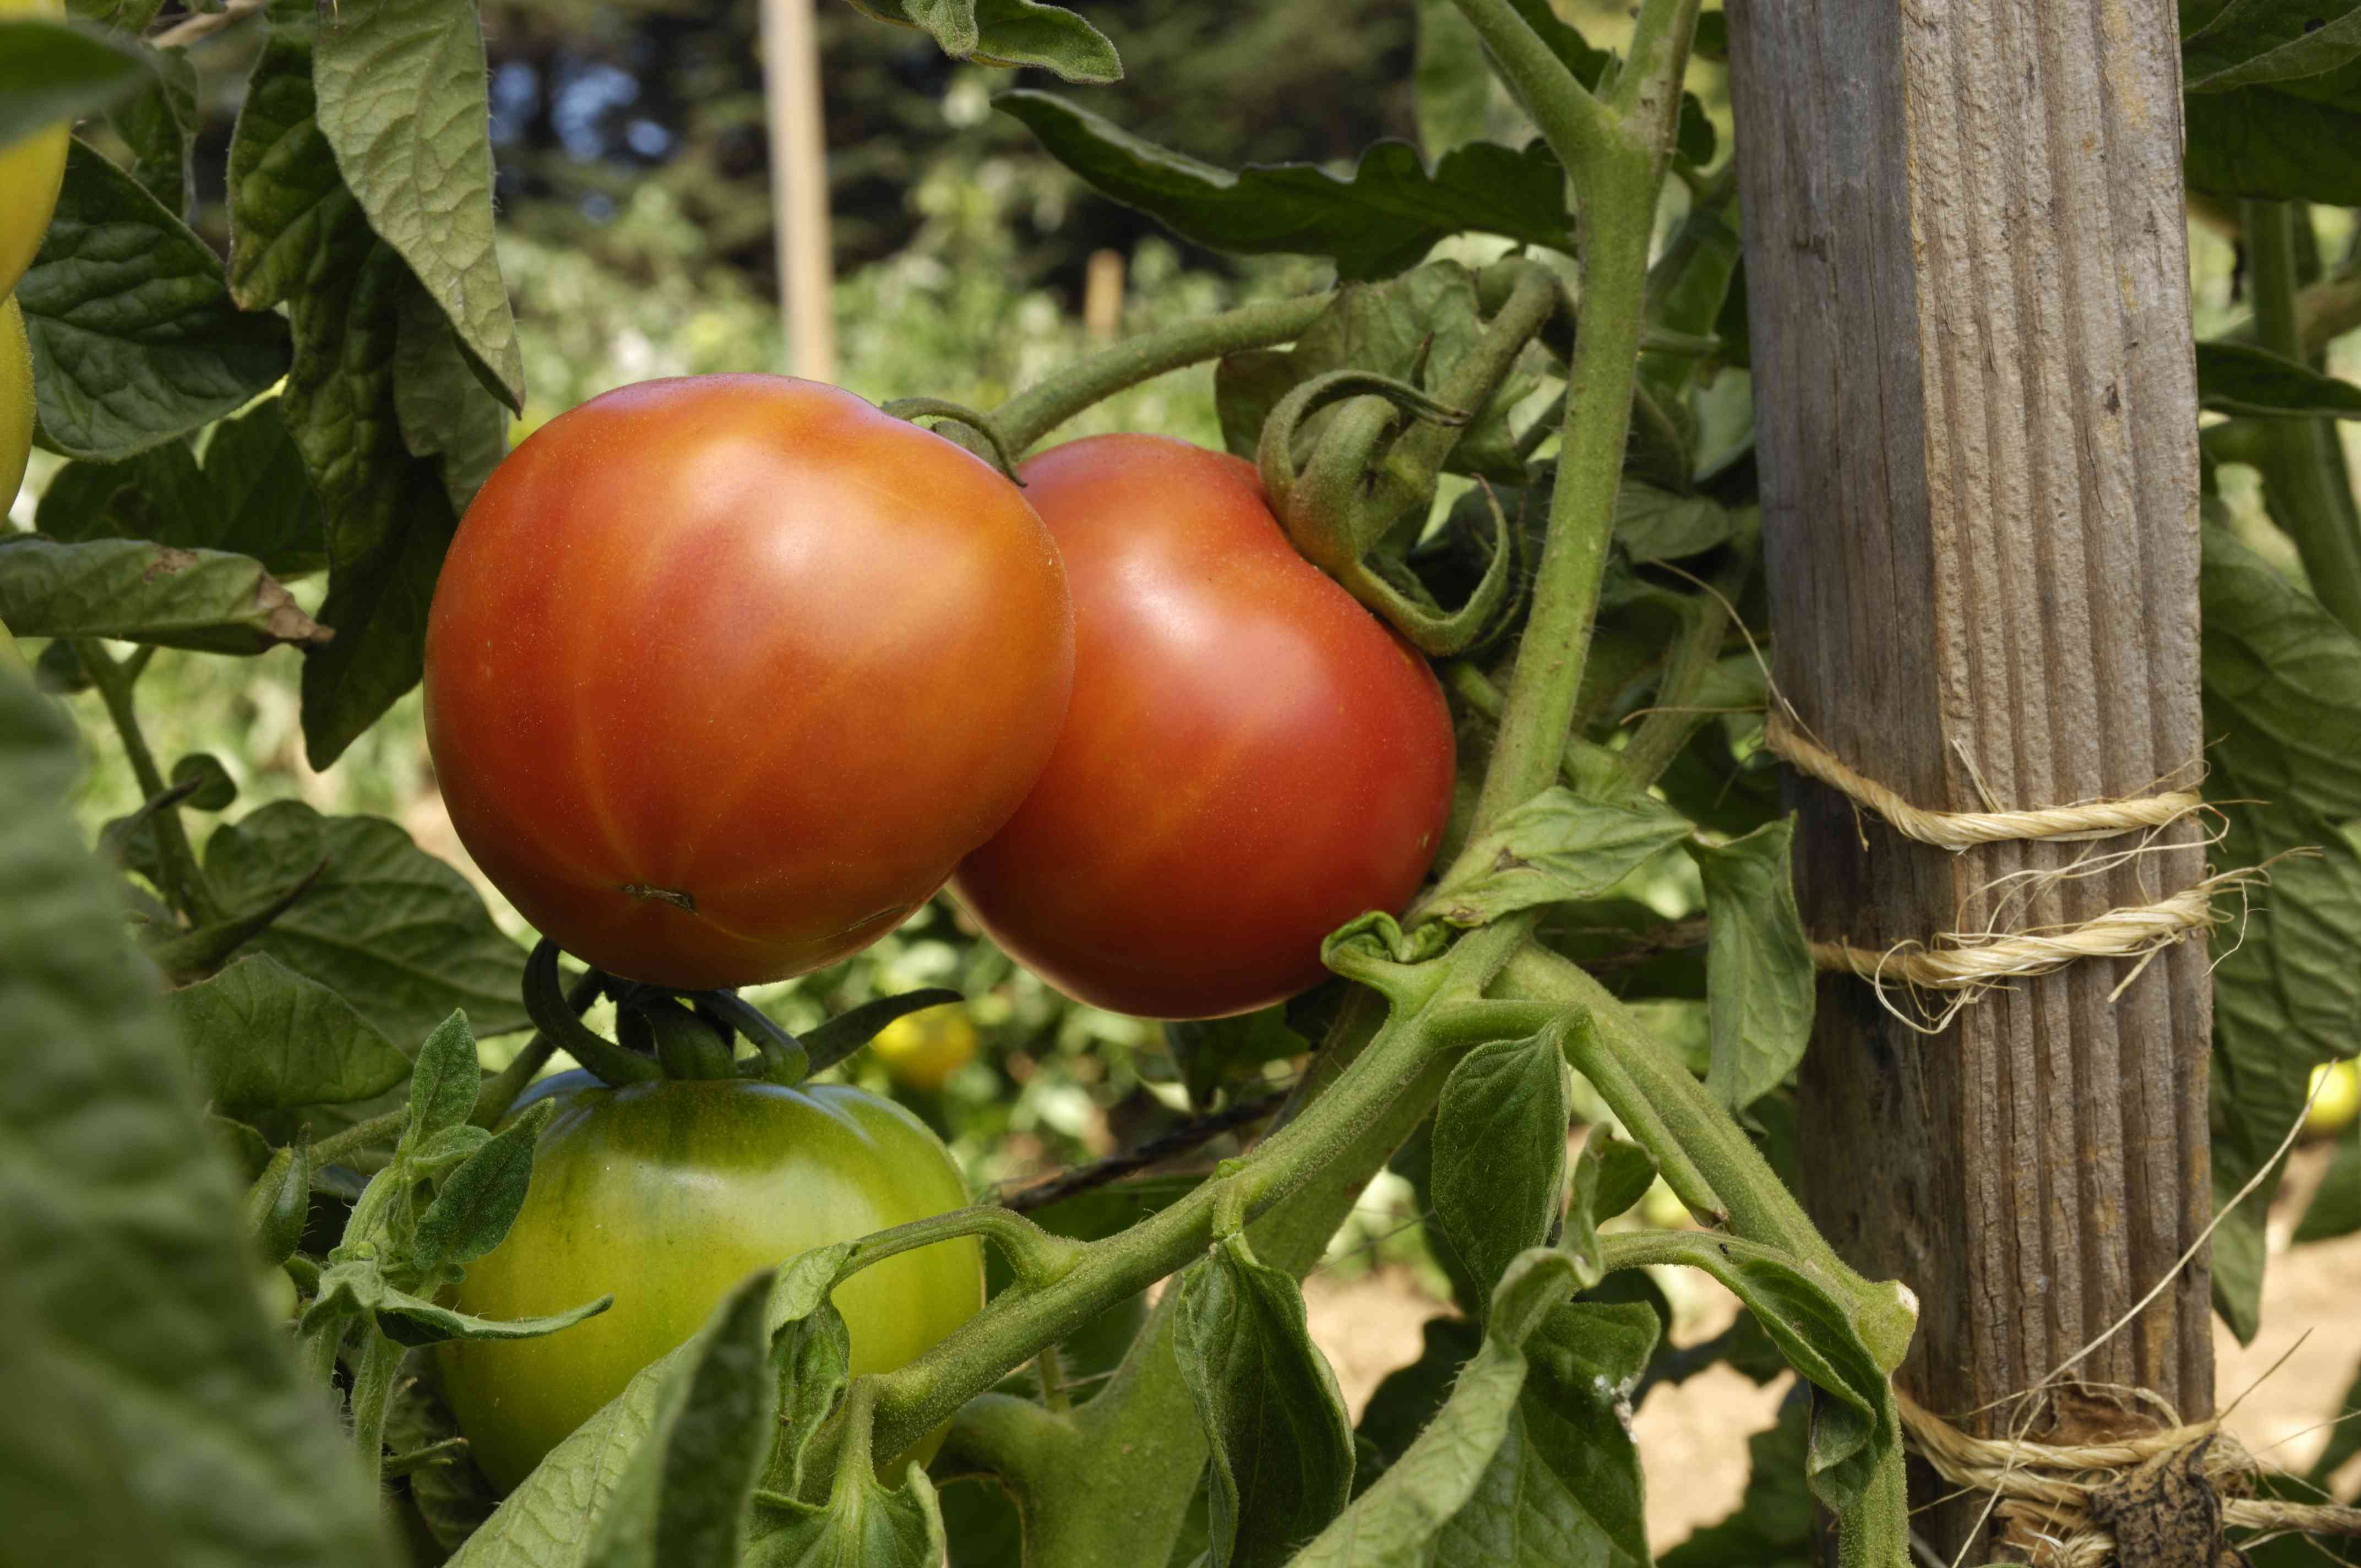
(950, 434, 1455, 1020)
(423, 375, 1073, 989)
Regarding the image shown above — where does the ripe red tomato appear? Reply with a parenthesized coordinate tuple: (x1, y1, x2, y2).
(951, 434, 1454, 1020)
(424, 376, 1073, 990)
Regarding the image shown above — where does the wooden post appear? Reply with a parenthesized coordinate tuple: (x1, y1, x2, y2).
(1723, 2, 2212, 1556)
(760, 0, 835, 382)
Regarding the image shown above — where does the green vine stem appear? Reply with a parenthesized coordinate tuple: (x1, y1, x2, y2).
(73, 640, 220, 924)
(346, 1327, 406, 1495)
(2242, 200, 2361, 634)
(992, 292, 1333, 454)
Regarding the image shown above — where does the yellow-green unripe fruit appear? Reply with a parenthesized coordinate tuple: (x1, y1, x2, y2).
(0, 0, 73, 297)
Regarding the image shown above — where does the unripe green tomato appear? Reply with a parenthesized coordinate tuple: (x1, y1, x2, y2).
(2, 293, 31, 511)
(253, 1264, 299, 1322)
(0, 0, 72, 298)
(436, 1074, 983, 1494)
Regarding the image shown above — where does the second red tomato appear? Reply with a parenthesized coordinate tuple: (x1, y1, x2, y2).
(952, 434, 1455, 1020)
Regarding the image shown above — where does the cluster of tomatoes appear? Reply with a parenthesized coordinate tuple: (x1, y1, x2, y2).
(419, 374, 1459, 1490)
(1, 0, 67, 518)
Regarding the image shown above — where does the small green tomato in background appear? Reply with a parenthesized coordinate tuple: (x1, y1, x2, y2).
(870, 1003, 979, 1093)
(2, 295, 32, 510)
(436, 1073, 983, 1494)
(0, 0, 72, 297)
(2306, 1058, 2360, 1140)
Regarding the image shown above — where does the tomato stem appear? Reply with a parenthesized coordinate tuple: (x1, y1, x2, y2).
(991, 293, 1333, 454)
(72, 639, 221, 925)
(346, 1327, 405, 1496)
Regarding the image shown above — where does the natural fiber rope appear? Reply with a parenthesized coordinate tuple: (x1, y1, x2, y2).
(1895, 1390, 2361, 1563)
(1761, 712, 2202, 852)
(1804, 879, 2240, 994)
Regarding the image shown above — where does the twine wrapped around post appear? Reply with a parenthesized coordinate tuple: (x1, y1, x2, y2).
(1895, 1389, 2361, 1566)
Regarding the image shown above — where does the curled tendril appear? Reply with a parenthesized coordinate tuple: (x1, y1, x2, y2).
(524, 939, 661, 1088)
(882, 397, 1026, 485)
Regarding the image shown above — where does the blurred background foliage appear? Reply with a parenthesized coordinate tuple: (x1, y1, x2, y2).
(14, 0, 2351, 1291)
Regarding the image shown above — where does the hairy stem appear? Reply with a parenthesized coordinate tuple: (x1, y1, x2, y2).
(347, 1327, 405, 1495)
(2243, 200, 2361, 633)
(75, 640, 219, 923)
(1443, 0, 1618, 184)
(993, 293, 1332, 454)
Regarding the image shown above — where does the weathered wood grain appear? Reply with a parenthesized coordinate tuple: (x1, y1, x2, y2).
(1723, 0, 2210, 1554)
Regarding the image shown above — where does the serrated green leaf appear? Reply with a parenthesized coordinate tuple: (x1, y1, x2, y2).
(1433, 1028, 1569, 1299)
(35, 401, 330, 580)
(1423, 789, 1695, 928)
(0, 635, 388, 1566)
(1429, 1404, 1613, 1567)
(1291, 1251, 1587, 1568)
(404, 1009, 479, 1145)
(1615, 482, 1737, 563)
(167, 952, 412, 1111)
(0, 19, 154, 149)
(1000, 91, 1574, 281)
(1685, 819, 1815, 1115)
(202, 801, 530, 1044)
(744, 1469, 948, 1568)
(2185, 86, 2361, 203)
(838, 0, 1118, 84)
(411, 1101, 551, 1274)
(20, 141, 290, 460)
(1175, 1232, 1355, 1568)
(1572, 1131, 1656, 1236)
(1356, 1315, 1483, 1481)
(1509, 1299, 1661, 1564)
(226, 26, 352, 312)
(2184, 1, 2361, 92)
(0, 536, 328, 654)
(105, 42, 196, 215)
(2197, 341, 2361, 418)
(586, 1271, 777, 1568)
(394, 280, 508, 514)
(312, 0, 525, 411)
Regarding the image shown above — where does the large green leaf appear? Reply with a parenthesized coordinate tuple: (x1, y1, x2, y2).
(228, 22, 465, 765)
(166, 953, 412, 1112)
(2196, 341, 2361, 419)
(2185, 85, 2361, 203)
(1686, 819, 1816, 1115)
(1422, 790, 1695, 929)
(839, 0, 1118, 84)
(999, 91, 1575, 281)
(36, 402, 329, 580)
(1432, 1027, 1570, 1299)
(0, 19, 153, 149)
(1174, 1232, 1356, 1568)
(0, 644, 388, 1565)
(202, 801, 530, 1045)
(0, 536, 328, 654)
(2292, 1125, 2361, 1244)
(1290, 1252, 1587, 1568)
(20, 141, 290, 461)
(446, 1351, 674, 1568)
(312, 0, 525, 411)
(2183, 0, 2361, 91)
(744, 1472, 946, 1568)
(106, 42, 197, 216)
(586, 1272, 778, 1568)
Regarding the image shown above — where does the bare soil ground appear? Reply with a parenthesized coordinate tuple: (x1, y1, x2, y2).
(1303, 1152, 2361, 1554)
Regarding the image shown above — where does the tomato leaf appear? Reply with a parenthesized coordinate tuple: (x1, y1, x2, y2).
(104, 41, 197, 216)
(0, 670, 389, 1567)
(1568, 1133, 1657, 1265)
(226, 23, 470, 766)
(373, 1287, 612, 1349)
(585, 1271, 780, 1568)
(411, 1101, 556, 1274)
(1354, 1316, 1483, 1484)
(36, 402, 331, 581)
(2293, 1128, 2361, 1244)
(1502, 1299, 1658, 1565)
(999, 91, 1576, 282)
(0, 535, 327, 655)
(2183, 0, 2361, 92)
(19, 141, 289, 461)
(312, 0, 526, 412)
(2184, 85, 2361, 204)
(1615, 482, 1739, 564)
(403, 1009, 482, 1148)
(394, 281, 510, 514)
(1422, 790, 1694, 929)
(1413, 0, 1492, 155)
(0, 19, 154, 150)
(386, 1376, 501, 1554)
(445, 1349, 677, 1567)
(838, 0, 1119, 85)
(1432, 1027, 1570, 1300)
(202, 801, 531, 1045)
(743, 1469, 947, 1568)
(1174, 1232, 1356, 1568)
(166, 952, 412, 1112)
(1288, 1251, 1586, 1568)
(1685, 819, 1816, 1117)
(2196, 341, 2361, 420)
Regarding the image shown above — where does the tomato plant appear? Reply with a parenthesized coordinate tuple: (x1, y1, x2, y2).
(424, 375, 1073, 991)
(439, 1071, 983, 1492)
(4, 3, 2359, 1568)
(953, 435, 1454, 1020)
